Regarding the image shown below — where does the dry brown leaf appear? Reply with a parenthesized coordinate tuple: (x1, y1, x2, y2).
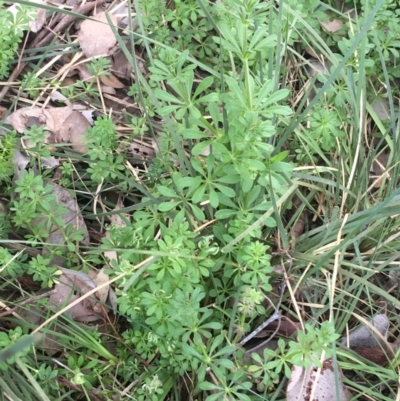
(129, 141, 157, 161)
(50, 90, 70, 105)
(92, 267, 110, 306)
(47, 105, 74, 136)
(100, 85, 117, 95)
(13, 149, 30, 181)
(66, 62, 93, 81)
(8, 106, 90, 154)
(111, 50, 132, 79)
(100, 74, 125, 88)
(319, 18, 343, 33)
(40, 183, 89, 266)
(7, 106, 55, 133)
(286, 359, 350, 401)
(59, 110, 90, 153)
(78, 11, 118, 57)
(49, 273, 100, 322)
(28, 0, 47, 33)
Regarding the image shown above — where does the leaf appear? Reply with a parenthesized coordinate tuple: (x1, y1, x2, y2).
(192, 184, 206, 204)
(198, 381, 220, 391)
(253, 35, 278, 51)
(262, 89, 290, 106)
(184, 128, 209, 139)
(193, 76, 214, 99)
(225, 76, 247, 109)
(213, 183, 235, 197)
(157, 185, 177, 198)
(196, 93, 220, 104)
(218, 358, 234, 369)
(154, 89, 183, 103)
(192, 140, 213, 156)
(78, 12, 118, 57)
(319, 17, 343, 33)
(286, 359, 350, 401)
(181, 343, 203, 359)
(158, 105, 181, 116)
(215, 209, 237, 219)
(262, 105, 292, 116)
(178, 176, 202, 189)
(189, 105, 201, 119)
(270, 150, 289, 162)
(209, 187, 219, 208)
(158, 201, 181, 212)
(216, 174, 241, 184)
(269, 161, 293, 173)
(49, 272, 101, 323)
(190, 203, 205, 221)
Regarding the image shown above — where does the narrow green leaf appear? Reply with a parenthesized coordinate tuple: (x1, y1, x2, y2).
(158, 201, 181, 211)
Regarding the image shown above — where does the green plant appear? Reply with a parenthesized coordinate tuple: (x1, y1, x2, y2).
(99, 0, 297, 397)
(27, 255, 61, 288)
(0, 327, 31, 370)
(3, 0, 400, 399)
(21, 72, 47, 99)
(0, 2, 36, 79)
(61, 57, 111, 101)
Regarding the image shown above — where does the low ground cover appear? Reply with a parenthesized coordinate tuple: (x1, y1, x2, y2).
(1, 0, 400, 400)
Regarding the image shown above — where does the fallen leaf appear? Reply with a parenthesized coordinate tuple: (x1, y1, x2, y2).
(7, 106, 54, 133)
(111, 49, 132, 79)
(40, 156, 59, 169)
(100, 74, 125, 88)
(351, 345, 394, 366)
(49, 273, 100, 322)
(50, 90, 70, 105)
(319, 18, 343, 33)
(12, 149, 30, 181)
(59, 110, 90, 153)
(28, 0, 47, 33)
(40, 183, 89, 266)
(7, 105, 92, 155)
(309, 60, 327, 77)
(92, 267, 110, 306)
(65, 62, 93, 81)
(286, 359, 350, 401)
(47, 105, 74, 136)
(78, 11, 118, 57)
(129, 141, 157, 161)
(100, 85, 117, 95)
